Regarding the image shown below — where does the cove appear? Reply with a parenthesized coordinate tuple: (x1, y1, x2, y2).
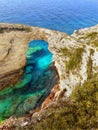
(0, 40, 58, 121)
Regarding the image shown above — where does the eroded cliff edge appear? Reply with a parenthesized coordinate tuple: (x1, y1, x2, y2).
(0, 23, 98, 129)
(0, 23, 97, 95)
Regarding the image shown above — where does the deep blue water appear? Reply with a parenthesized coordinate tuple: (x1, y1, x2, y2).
(0, 0, 98, 34)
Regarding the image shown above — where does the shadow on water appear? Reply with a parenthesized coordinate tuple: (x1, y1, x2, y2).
(0, 40, 58, 121)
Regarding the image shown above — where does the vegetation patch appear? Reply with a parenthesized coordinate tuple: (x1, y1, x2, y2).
(25, 27, 32, 32)
(78, 32, 98, 47)
(66, 48, 84, 70)
(85, 32, 98, 39)
(60, 47, 72, 56)
(60, 47, 84, 71)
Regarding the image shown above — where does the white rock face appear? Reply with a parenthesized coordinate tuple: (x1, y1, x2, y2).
(79, 45, 90, 85)
(49, 25, 98, 97)
(92, 49, 98, 73)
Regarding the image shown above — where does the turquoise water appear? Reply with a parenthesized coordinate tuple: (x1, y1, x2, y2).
(0, 0, 98, 34)
(0, 40, 58, 121)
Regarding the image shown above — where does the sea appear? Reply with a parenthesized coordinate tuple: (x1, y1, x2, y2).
(0, 0, 98, 34)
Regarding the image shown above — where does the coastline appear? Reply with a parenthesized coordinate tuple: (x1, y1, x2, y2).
(0, 23, 98, 129)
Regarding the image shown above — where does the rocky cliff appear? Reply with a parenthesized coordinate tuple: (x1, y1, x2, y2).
(0, 23, 97, 94)
(0, 23, 98, 129)
(50, 25, 98, 97)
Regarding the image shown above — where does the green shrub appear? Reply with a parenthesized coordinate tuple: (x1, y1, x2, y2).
(26, 27, 32, 32)
(61, 47, 71, 56)
(85, 32, 98, 47)
(32, 74, 98, 130)
(66, 48, 84, 70)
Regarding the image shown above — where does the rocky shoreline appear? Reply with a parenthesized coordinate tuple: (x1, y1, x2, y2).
(0, 23, 98, 129)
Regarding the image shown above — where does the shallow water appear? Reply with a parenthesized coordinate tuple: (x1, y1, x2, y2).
(0, 0, 98, 34)
(0, 40, 58, 121)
